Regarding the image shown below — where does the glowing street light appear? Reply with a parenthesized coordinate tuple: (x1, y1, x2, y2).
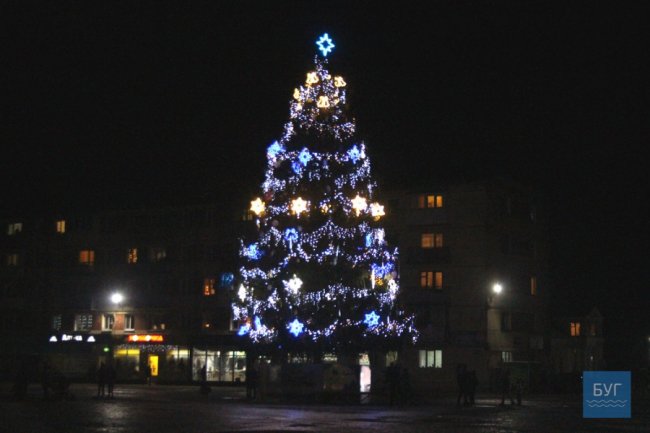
(492, 283, 503, 295)
(111, 292, 124, 305)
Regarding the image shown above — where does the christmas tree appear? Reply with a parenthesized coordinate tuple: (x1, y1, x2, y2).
(232, 34, 417, 357)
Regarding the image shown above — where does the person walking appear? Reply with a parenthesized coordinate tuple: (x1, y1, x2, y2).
(96, 362, 107, 398)
(106, 362, 116, 398)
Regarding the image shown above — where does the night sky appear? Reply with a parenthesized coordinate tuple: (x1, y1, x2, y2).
(2, 1, 648, 366)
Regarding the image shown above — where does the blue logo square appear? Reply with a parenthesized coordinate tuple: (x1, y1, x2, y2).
(583, 371, 631, 418)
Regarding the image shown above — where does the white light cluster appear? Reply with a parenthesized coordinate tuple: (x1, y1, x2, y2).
(233, 40, 419, 347)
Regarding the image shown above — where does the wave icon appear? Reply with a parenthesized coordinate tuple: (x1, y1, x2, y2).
(586, 400, 628, 408)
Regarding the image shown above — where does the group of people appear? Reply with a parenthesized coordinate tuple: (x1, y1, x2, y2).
(96, 362, 116, 398)
(456, 364, 479, 406)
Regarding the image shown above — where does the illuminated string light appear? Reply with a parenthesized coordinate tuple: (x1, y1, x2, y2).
(234, 34, 418, 348)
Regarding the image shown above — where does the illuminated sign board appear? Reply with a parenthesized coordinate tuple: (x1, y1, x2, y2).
(48, 334, 96, 343)
(126, 334, 164, 343)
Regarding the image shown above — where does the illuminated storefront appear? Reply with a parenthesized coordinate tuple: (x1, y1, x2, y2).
(191, 349, 246, 383)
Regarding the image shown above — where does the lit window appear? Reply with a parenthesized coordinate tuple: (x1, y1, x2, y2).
(417, 194, 443, 209)
(242, 210, 254, 221)
(52, 315, 62, 331)
(74, 314, 93, 331)
(385, 351, 399, 366)
(6, 253, 19, 266)
(124, 314, 135, 331)
(127, 248, 138, 264)
(150, 247, 167, 263)
(203, 278, 216, 296)
(570, 322, 581, 337)
(56, 220, 66, 234)
(502, 351, 513, 363)
(7, 222, 22, 235)
(418, 350, 442, 368)
(102, 314, 115, 331)
(420, 271, 443, 289)
(79, 250, 95, 265)
(421, 233, 443, 248)
(530, 276, 537, 296)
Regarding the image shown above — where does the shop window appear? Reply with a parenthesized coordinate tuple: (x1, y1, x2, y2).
(502, 351, 513, 363)
(192, 349, 246, 383)
(418, 350, 442, 368)
(56, 220, 66, 234)
(385, 351, 399, 366)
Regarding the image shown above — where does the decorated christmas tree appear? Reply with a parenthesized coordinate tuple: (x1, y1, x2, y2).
(232, 34, 417, 358)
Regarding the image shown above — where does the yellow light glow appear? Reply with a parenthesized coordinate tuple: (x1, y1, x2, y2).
(296, 103, 303, 111)
(250, 198, 265, 216)
(321, 203, 330, 214)
(317, 96, 330, 108)
(306, 72, 319, 85)
(370, 202, 385, 219)
(351, 195, 368, 216)
(293, 88, 301, 100)
(334, 76, 346, 87)
(291, 197, 308, 216)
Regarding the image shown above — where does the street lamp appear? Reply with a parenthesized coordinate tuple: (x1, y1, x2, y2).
(492, 283, 503, 295)
(111, 292, 124, 305)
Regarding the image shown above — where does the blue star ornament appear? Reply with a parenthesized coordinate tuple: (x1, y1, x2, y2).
(316, 33, 335, 57)
(288, 318, 305, 337)
(364, 311, 380, 328)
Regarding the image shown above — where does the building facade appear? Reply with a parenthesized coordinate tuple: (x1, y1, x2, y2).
(1, 205, 245, 384)
(1, 179, 551, 393)
(383, 179, 550, 392)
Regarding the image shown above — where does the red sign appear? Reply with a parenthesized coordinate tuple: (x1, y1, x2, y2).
(126, 334, 164, 343)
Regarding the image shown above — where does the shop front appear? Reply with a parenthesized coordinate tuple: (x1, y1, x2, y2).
(113, 334, 191, 384)
(191, 348, 246, 383)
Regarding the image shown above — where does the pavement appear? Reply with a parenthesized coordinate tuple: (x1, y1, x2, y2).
(1, 382, 648, 433)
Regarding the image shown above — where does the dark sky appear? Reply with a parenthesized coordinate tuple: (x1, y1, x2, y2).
(2, 2, 648, 364)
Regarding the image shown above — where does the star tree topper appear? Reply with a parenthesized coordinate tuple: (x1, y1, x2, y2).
(316, 33, 335, 57)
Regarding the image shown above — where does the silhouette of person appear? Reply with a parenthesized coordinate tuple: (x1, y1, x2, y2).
(246, 364, 258, 400)
(466, 370, 478, 405)
(500, 368, 514, 405)
(106, 362, 116, 398)
(145, 363, 152, 385)
(97, 362, 107, 398)
(456, 364, 467, 406)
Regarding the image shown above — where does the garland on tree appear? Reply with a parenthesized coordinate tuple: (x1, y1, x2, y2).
(232, 34, 417, 353)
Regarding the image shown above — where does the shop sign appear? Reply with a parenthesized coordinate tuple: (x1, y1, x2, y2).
(126, 334, 164, 343)
(49, 334, 96, 343)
